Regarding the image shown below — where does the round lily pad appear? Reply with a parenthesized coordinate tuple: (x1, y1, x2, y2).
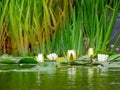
(18, 57, 38, 64)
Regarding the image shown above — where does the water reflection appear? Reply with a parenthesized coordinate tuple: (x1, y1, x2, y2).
(97, 63, 109, 76)
(67, 66, 76, 75)
(0, 65, 120, 90)
(88, 67, 94, 78)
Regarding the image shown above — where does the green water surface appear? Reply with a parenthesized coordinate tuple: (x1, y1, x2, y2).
(0, 65, 120, 90)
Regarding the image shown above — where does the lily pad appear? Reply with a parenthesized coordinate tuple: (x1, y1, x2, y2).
(60, 61, 89, 65)
(0, 64, 35, 70)
(0, 59, 17, 64)
(70, 61, 89, 65)
(108, 54, 120, 61)
(56, 57, 67, 62)
(18, 58, 38, 64)
(60, 61, 102, 66)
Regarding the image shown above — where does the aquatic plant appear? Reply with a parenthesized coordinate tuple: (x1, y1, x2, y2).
(47, 53, 58, 61)
(36, 54, 44, 62)
(0, 0, 9, 54)
(0, 0, 119, 60)
(108, 54, 120, 61)
(82, 0, 119, 52)
(88, 48, 94, 64)
(18, 57, 38, 64)
(0, 59, 17, 64)
(98, 54, 109, 62)
(67, 50, 76, 62)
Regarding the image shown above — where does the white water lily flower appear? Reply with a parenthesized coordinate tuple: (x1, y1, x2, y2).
(37, 54, 44, 62)
(67, 50, 76, 61)
(47, 53, 58, 60)
(98, 54, 109, 62)
(88, 48, 94, 57)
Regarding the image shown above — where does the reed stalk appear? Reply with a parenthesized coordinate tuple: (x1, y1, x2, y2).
(0, 0, 119, 57)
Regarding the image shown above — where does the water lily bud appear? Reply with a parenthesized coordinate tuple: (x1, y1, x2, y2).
(67, 50, 76, 62)
(88, 48, 94, 57)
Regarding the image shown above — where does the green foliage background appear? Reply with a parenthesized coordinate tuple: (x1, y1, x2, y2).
(0, 0, 119, 56)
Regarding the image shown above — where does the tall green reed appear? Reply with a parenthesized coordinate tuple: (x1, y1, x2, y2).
(8, 0, 29, 56)
(0, 0, 9, 54)
(81, 0, 119, 53)
(0, 0, 119, 57)
(55, 8, 84, 56)
(101, 1, 119, 51)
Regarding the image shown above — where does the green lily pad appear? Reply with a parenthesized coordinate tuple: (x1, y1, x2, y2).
(60, 61, 102, 66)
(70, 61, 89, 65)
(18, 58, 38, 64)
(108, 54, 120, 61)
(60, 61, 90, 65)
(60, 62, 69, 65)
(0, 59, 17, 64)
(0, 64, 36, 70)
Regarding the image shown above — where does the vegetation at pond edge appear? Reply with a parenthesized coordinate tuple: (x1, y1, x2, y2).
(0, 0, 120, 64)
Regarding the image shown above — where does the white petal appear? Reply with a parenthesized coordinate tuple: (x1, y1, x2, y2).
(47, 53, 58, 60)
(67, 50, 76, 60)
(98, 54, 109, 62)
(37, 54, 44, 62)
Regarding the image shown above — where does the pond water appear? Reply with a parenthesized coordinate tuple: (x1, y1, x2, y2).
(0, 64, 120, 90)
